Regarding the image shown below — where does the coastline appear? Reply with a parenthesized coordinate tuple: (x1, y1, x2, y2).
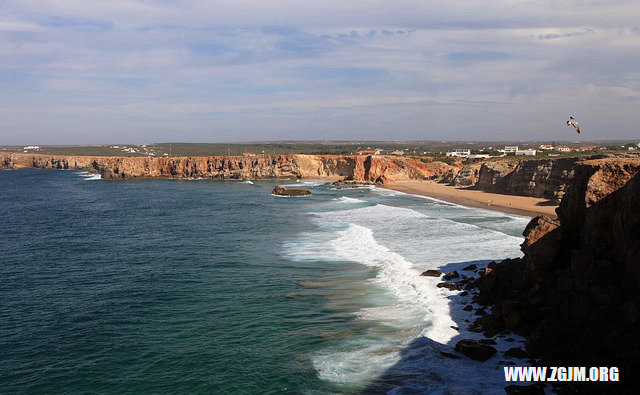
(386, 180, 558, 218)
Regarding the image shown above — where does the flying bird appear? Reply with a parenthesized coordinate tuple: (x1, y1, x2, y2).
(567, 116, 581, 134)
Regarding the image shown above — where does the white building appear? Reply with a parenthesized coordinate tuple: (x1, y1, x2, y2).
(23, 145, 40, 150)
(446, 149, 471, 158)
(515, 149, 537, 156)
(503, 146, 519, 153)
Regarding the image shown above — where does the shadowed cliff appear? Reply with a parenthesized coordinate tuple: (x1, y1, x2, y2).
(472, 158, 640, 392)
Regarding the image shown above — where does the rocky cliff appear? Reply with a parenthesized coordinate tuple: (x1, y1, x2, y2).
(0, 153, 108, 171)
(473, 158, 640, 390)
(475, 157, 591, 199)
(0, 153, 453, 184)
(445, 163, 482, 187)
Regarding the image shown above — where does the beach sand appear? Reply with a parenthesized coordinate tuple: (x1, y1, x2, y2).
(386, 180, 558, 218)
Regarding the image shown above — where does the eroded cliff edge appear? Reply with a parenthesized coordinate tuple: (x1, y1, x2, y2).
(0, 153, 452, 184)
(473, 158, 640, 391)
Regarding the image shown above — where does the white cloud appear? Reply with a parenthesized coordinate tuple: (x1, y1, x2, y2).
(0, 1, 639, 143)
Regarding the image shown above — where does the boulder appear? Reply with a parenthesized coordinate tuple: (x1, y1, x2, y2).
(454, 339, 497, 361)
(437, 282, 462, 291)
(443, 270, 460, 280)
(421, 270, 442, 277)
(272, 186, 311, 196)
(504, 347, 529, 359)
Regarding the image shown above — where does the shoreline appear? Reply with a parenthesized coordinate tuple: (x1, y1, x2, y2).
(386, 180, 558, 218)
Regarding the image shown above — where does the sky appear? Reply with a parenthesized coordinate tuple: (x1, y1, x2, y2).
(1, 1, 639, 144)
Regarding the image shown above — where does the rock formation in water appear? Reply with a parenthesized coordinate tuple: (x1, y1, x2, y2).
(473, 158, 640, 390)
(272, 186, 312, 196)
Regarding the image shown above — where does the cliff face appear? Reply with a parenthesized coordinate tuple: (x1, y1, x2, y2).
(476, 157, 588, 199)
(0, 153, 108, 170)
(0, 153, 453, 184)
(446, 163, 481, 187)
(474, 158, 640, 386)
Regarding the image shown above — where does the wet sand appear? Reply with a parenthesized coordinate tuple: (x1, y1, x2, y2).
(386, 181, 558, 218)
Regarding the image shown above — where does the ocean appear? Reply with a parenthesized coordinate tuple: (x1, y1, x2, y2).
(0, 169, 530, 393)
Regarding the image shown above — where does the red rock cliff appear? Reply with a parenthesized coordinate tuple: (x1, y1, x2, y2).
(1, 153, 453, 184)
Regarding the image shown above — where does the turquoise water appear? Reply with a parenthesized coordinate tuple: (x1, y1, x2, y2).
(0, 170, 530, 393)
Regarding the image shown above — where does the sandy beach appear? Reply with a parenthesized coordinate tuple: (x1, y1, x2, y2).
(386, 180, 558, 218)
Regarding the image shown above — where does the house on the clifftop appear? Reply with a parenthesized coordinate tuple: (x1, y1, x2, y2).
(357, 149, 381, 155)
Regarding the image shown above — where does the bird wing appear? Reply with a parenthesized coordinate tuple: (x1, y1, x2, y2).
(571, 120, 581, 133)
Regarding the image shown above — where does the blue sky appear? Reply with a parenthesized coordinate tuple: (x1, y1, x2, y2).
(1, 0, 639, 144)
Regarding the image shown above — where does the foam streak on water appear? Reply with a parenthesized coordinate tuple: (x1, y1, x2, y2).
(284, 192, 530, 392)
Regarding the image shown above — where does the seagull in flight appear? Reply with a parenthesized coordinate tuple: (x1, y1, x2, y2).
(566, 116, 581, 134)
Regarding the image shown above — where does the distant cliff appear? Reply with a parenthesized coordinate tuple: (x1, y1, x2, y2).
(473, 158, 640, 390)
(0, 153, 453, 184)
(1, 153, 106, 171)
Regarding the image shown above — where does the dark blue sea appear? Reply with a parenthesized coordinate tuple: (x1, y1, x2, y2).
(0, 169, 530, 393)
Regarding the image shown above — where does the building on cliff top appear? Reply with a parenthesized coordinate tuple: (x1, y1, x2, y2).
(446, 149, 471, 157)
(515, 149, 537, 156)
(357, 149, 381, 155)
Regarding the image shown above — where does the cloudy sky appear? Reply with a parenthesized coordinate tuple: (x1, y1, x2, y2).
(1, 1, 639, 144)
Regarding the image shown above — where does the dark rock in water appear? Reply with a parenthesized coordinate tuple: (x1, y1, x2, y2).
(327, 179, 373, 187)
(463, 305, 473, 311)
(475, 308, 487, 316)
(443, 270, 460, 280)
(450, 326, 459, 331)
(272, 185, 311, 196)
(504, 384, 545, 394)
(504, 347, 529, 359)
(463, 264, 477, 271)
(421, 269, 442, 277)
(483, 330, 499, 338)
(478, 339, 497, 345)
(460, 291, 468, 296)
(454, 339, 497, 361)
(437, 282, 462, 291)
(440, 351, 460, 359)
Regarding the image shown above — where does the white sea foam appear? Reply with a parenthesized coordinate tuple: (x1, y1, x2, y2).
(76, 171, 102, 180)
(284, 194, 529, 391)
(326, 223, 457, 343)
(332, 196, 365, 204)
(240, 180, 254, 184)
(280, 180, 325, 187)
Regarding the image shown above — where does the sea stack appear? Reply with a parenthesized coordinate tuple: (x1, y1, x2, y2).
(272, 185, 312, 196)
